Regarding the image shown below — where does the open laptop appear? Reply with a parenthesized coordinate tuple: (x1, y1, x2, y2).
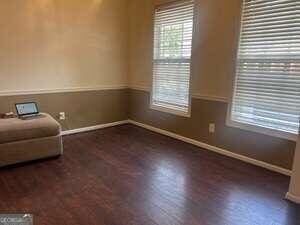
(15, 102, 40, 118)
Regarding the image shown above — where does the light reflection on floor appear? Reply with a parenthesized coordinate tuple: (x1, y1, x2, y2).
(146, 158, 188, 223)
(223, 187, 289, 225)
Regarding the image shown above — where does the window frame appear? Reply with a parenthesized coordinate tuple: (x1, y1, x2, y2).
(226, 0, 299, 142)
(150, 0, 195, 118)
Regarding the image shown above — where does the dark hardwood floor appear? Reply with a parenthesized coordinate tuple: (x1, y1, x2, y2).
(0, 124, 299, 225)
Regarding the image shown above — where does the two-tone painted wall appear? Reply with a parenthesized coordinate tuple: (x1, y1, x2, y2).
(0, 0, 297, 171)
(127, 0, 296, 170)
(0, 0, 130, 129)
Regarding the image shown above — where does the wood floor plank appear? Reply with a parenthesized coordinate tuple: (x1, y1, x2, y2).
(0, 124, 299, 225)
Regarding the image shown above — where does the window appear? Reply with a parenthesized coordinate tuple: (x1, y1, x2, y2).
(151, 0, 194, 116)
(228, 0, 300, 140)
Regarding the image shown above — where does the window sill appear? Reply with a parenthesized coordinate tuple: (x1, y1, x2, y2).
(226, 119, 298, 142)
(150, 104, 191, 118)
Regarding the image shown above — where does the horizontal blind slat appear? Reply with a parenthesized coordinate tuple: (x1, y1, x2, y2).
(244, 0, 297, 11)
(243, 12, 300, 24)
(244, 6, 300, 18)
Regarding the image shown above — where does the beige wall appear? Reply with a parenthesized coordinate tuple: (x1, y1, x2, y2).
(129, 89, 296, 170)
(127, 0, 297, 170)
(0, 0, 297, 172)
(128, 0, 242, 99)
(0, 89, 128, 131)
(0, 0, 129, 93)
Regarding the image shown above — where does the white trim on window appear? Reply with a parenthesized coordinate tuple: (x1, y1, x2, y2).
(226, 114, 298, 141)
(150, 103, 191, 117)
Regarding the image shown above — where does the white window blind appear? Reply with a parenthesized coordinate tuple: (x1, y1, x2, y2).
(230, 0, 300, 136)
(152, 0, 194, 114)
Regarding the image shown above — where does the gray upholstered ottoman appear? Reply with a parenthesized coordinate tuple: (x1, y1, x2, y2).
(0, 113, 63, 167)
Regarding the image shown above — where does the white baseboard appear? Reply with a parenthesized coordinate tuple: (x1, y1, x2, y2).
(286, 192, 300, 204)
(128, 120, 292, 176)
(61, 120, 129, 136)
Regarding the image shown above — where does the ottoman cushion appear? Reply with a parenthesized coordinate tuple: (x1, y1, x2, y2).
(0, 113, 60, 144)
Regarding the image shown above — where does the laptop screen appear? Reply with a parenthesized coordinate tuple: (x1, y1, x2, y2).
(15, 102, 39, 116)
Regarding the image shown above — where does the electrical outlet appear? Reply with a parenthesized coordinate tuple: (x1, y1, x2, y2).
(59, 112, 66, 120)
(209, 123, 215, 133)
